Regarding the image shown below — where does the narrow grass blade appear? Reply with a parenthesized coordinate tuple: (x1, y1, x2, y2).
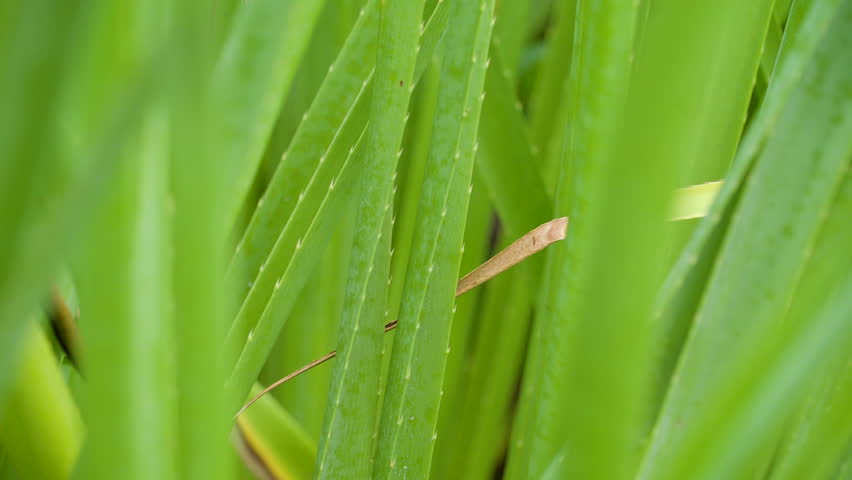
(759, 6, 784, 81)
(754, 0, 789, 102)
(227, 0, 449, 295)
(0, 0, 79, 399)
(72, 110, 176, 480)
(650, 0, 844, 408)
(169, 2, 233, 478)
(236, 384, 316, 480)
(537, 66, 574, 196)
(315, 196, 393, 479)
(767, 176, 852, 480)
(0, 323, 82, 480)
(455, 267, 533, 479)
(771, 355, 852, 480)
(493, 0, 529, 77)
(639, 5, 852, 476)
(527, 0, 576, 170)
(225, 0, 379, 292)
(225, 86, 370, 368)
(649, 0, 775, 187)
(374, 1, 495, 478)
(477, 47, 552, 240)
(428, 175, 492, 480)
(313, 0, 428, 475)
(688, 156, 852, 480)
(256, 2, 362, 191)
(227, 0, 451, 409)
(390, 59, 442, 321)
(238, 214, 568, 416)
(659, 273, 852, 480)
(260, 220, 352, 438)
(216, 0, 327, 227)
(509, 0, 646, 477)
(639, 0, 775, 268)
(0, 64, 156, 436)
(226, 128, 367, 406)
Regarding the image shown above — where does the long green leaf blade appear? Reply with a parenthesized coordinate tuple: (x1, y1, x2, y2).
(0, 324, 82, 480)
(651, 0, 844, 404)
(374, 1, 495, 477)
(527, 0, 576, 176)
(660, 272, 852, 479)
(639, 3, 852, 476)
(226, 128, 368, 406)
(509, 0, 646, 477)
(225, 0, 451, 410)
(170, 2, 232, 477)
(427, 173, 492, 480)
(72, 111, 176, 480)
(225, 0, 380, 293)
(217, 0, 327, 227)
(0, 0, 79, 400)
(226, 0, 449, 295)
(477, 47, 551, 240)
(770, 178, 852, 480)
(313, 0, 429, 475)
(259, 221, 352, 438)
(237, 385, 317, 480)
(456, 268, 532, 479)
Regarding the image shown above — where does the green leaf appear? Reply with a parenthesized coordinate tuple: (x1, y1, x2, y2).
(508, 0, 646, 478)
(0, 323, 82, 480)
(658, 273, 852, 479)
(477, 46, 551, 240)
(389, 58, 442, 322)
(226, 127, 368, 407)
(650, 0, 843, 410)
(225, 0, 380, 294)
(427, 180, 493, 480)
(643, 0, 775, 187)
(493, 0, 529, 77)
(769, 177, 852, 480)
(373, 1, 496, 478)
(169, 2, 232, 477)
(313, 0, 430, 475)
(259, 220, 352, 438)
(455, 267, 533, 479)
(315, 196, 393, 479)
(72, 109, 176, 480)
(237, 385, 316, 480)
(256, 2, 362, 190)
(225, 0, 451, 411)
(226, 0, 449, 296)
(217, 0, 327, 227)
(527, 0, 576, 179)
(772, 354, 852, 480)
(0, 0, 80, 400)
(639, 4, 852, 476)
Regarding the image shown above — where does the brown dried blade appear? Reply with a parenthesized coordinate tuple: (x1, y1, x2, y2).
(235, 216, 569, 417)
(455, 216, 567, 296)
